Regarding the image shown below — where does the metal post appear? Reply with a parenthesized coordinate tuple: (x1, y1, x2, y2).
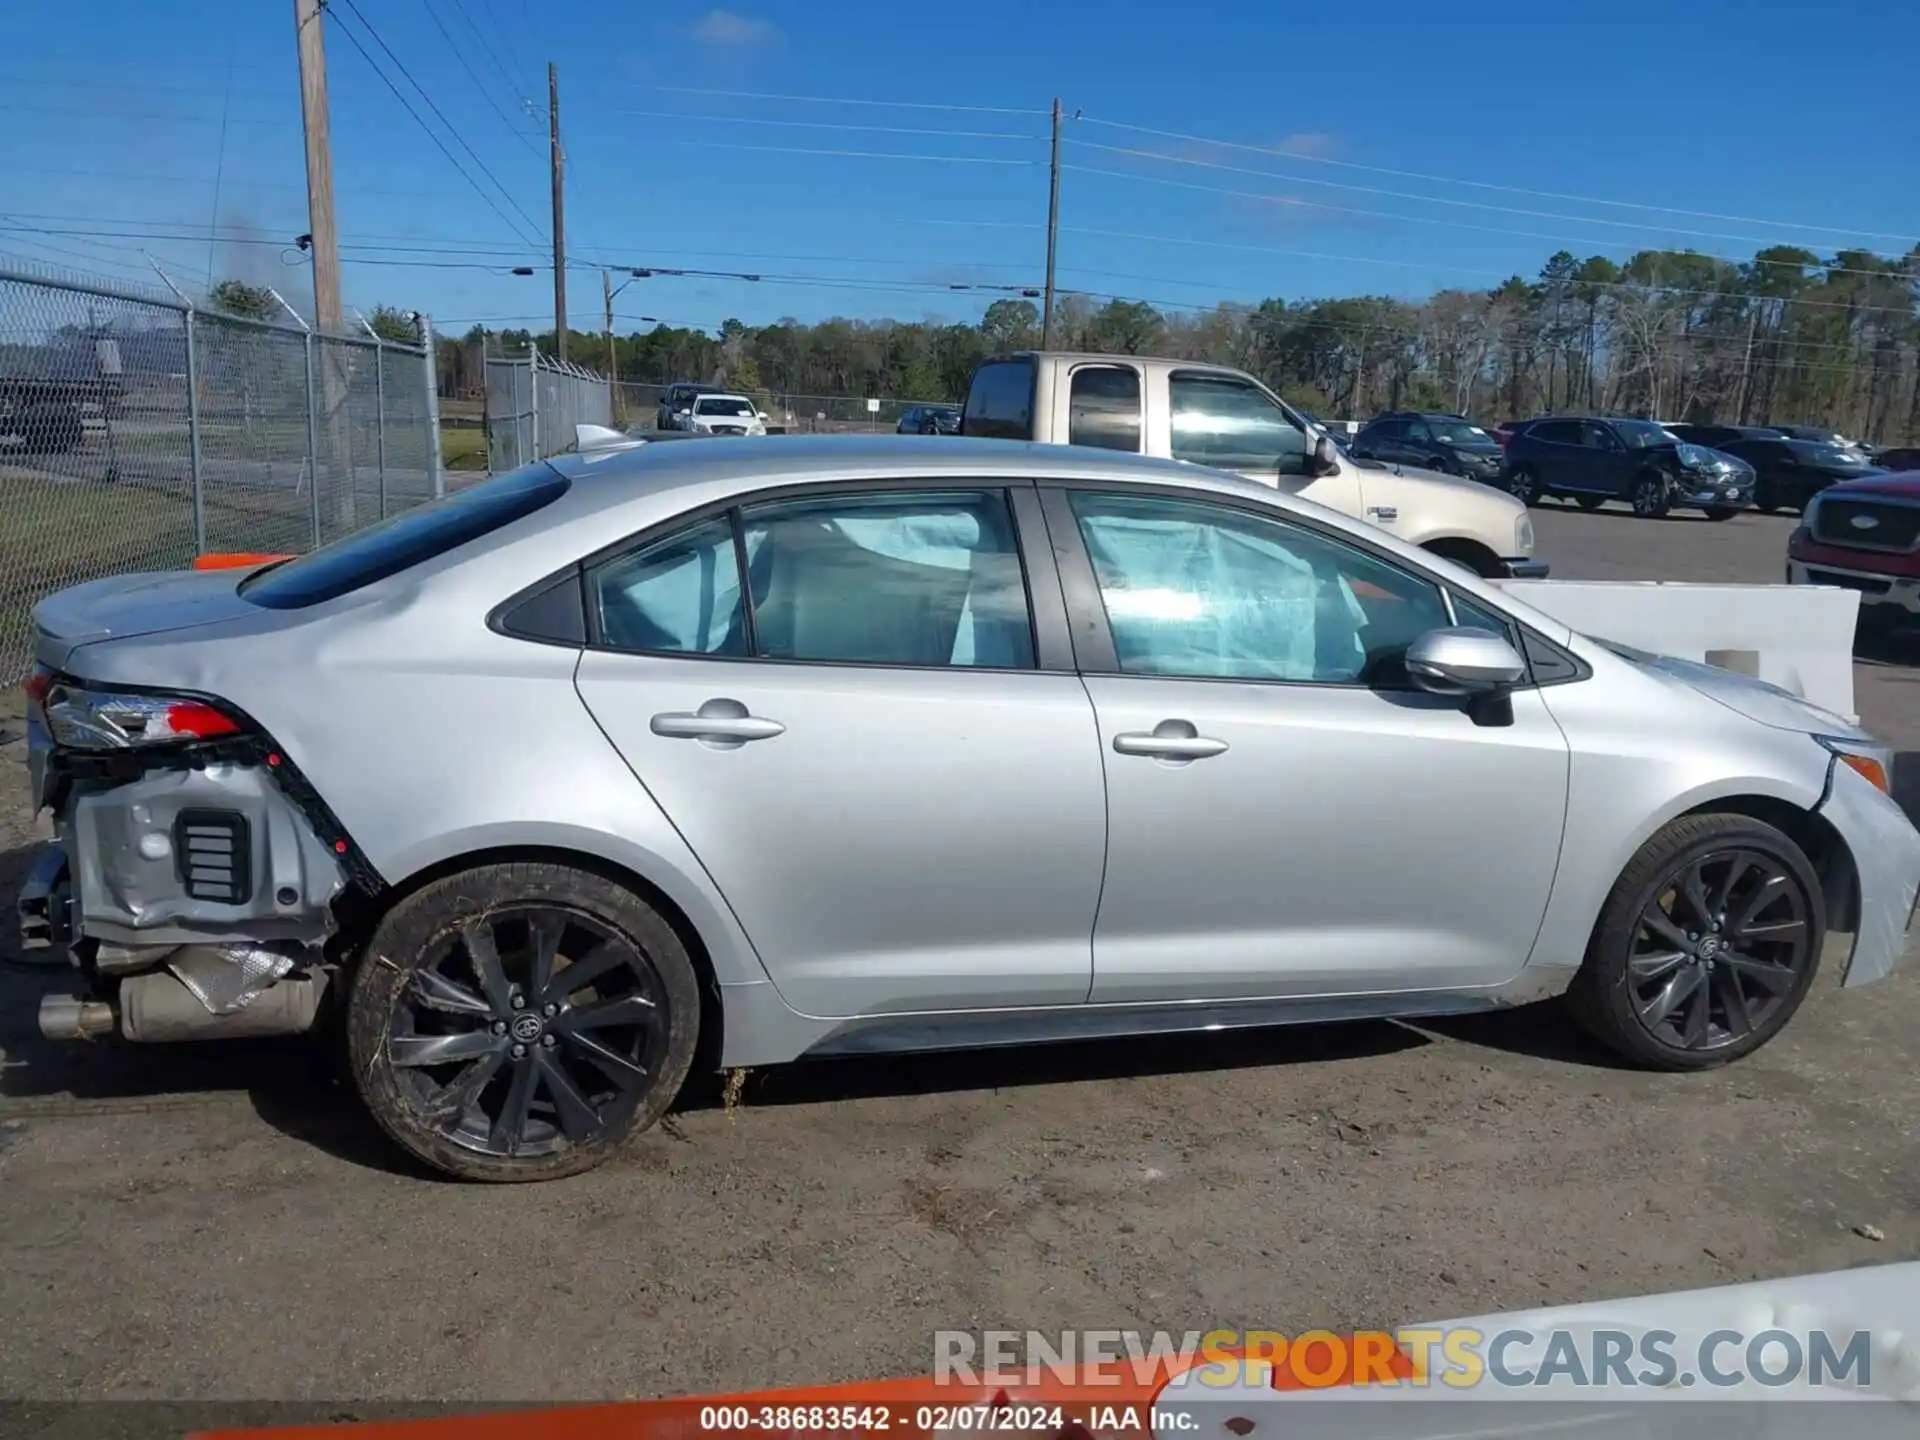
(1042, 96, 1062, 350)
(303, 331, 322, 548)
(185, 309, 206, 554)
(374, 339, 389, 518)
(529, 347, 541, 464)
(418, 314, 445, 496)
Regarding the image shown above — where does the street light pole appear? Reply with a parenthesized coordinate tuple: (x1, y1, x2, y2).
(603, 268, 647, 428)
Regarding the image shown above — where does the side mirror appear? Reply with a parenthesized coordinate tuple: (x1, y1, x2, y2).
(1309, 433, 1341, 476)
(1405, 627, 1526, 696)
(756, 410, 769, 421)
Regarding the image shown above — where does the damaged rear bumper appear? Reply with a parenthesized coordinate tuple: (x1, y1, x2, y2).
(20, 756, 353, 1042)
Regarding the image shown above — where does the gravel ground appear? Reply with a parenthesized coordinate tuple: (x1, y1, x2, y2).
(1, 500, 1916, 1408)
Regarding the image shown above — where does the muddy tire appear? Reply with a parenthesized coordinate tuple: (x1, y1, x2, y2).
(347, 861, 701, 1182)
(1565, 814, 1823, 1070)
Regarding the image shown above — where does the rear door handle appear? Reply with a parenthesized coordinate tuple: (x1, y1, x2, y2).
(1112, 720, 1228, 761)
(650, 699, 785, 747)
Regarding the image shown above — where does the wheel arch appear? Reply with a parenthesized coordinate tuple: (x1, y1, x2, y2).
(372, 844, 733, 1082)
(1674, 792, 1857, 935)
(1419, 534, 1504, 578)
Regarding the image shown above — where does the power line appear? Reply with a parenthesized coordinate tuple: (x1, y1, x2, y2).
(1066, 138, 1920, 259)
(1063, 163, 1920, 284)
(626, 84, 1045, 116)
(327, 0, 546, 246)
(1076, 115, 1920, 246)
(414, 0, 545, 157)
(594, 108, 1045, 141)
(433, 0, 533, 107)
(646, 139, 1039, 166)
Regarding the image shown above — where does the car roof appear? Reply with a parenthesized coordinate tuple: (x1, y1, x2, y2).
(544, 433, 1214, 498)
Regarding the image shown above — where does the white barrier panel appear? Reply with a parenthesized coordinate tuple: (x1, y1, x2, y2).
(1498, 580, 1862, 724)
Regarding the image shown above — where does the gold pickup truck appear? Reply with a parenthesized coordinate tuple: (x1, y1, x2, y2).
(962, 351, 1546, 578)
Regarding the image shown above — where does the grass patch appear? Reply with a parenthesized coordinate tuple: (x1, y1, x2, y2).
(440, 425, 489, 472)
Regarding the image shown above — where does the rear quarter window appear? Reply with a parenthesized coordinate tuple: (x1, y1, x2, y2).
(963, 360, 1036, 440)
(239, 462, 571, 609)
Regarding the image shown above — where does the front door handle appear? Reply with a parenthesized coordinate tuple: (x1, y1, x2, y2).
(650, 698, 785, 748)
(1112, 719, 1228, 761)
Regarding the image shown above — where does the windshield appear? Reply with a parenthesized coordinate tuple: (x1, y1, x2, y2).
(239, 462, 570, 609)
(1789, 440, 1865, 467)
(695, 397, 754, 416)
(1428, 419, 1497, 448)
(1614, 420, 1673, 449)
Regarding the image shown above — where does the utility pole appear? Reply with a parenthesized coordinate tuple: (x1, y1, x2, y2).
(1042, 96, 1061, 350)
(602, 268, 620, 425)
(293, 0, 341, 335)
(548, 61, 567, 359)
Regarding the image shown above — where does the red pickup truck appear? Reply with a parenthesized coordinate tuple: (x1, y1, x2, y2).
(1787, 471, 1920, 634)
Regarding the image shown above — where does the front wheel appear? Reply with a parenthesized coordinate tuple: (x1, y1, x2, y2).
(1630, 474, 1671, 519)
(348, 861, 701, 1182)
(1574, 494, 1606, 511)
(1565, 814, 1823, 1069)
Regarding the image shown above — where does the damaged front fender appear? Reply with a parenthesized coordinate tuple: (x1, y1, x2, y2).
(67, 761, 348, 949)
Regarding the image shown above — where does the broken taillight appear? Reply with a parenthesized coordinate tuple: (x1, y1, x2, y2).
(37, 674, 247, 751)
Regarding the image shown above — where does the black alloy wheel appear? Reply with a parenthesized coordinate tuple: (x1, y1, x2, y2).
(1567, 814, 1823, 1069)
(1507, 465, 1539, 505)
(1623, 850, 1812, 1052)
(349, 863, 700, 1181)
(1631, 474, 1671, 518)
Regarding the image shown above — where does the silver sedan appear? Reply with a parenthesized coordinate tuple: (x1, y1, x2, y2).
(22, 436, 1920, 1181)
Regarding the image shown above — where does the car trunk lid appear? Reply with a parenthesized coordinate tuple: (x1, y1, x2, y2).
(33, 568, 266, 673)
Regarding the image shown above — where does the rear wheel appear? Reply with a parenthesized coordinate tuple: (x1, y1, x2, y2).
(1630, 473, 1672, 519)
(1565, 814, 1823, 1070)
(348, 861, 701, 1182)
(1703, 506, 1739, 522)
(1754, 476, 1783, 513)
(1506, 465, 1541, 505)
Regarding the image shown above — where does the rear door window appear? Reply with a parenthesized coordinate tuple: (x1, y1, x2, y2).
(240, 462, 570, 609)
(1530, 420, 1581, 446)
(1067, 365, 1142, 453)
(963, 360, 1036, 440)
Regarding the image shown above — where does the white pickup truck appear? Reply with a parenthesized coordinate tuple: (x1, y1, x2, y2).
(961, 351, 1546, 579)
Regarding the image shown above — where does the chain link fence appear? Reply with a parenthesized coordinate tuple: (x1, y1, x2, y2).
(484, 350, 611, 470)
(0, 262, 443, 678)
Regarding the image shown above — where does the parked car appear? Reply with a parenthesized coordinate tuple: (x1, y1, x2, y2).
(1666, 423, 1783, 448)
(896, 404, 961, 436)
(24, 435, 1917, 1180)
(683, 393, 768, 437)
(655, 382, 706, 432)
(1710, 432, 1877, 513)
(1773, 424, 1870, 459)
(1350, 412, 1507, 484)
(961, 352, 1545, 578)
(1787, 471, 1920, 635)
(1503, 416, 1755, 519)
(1873, 447, 1920, 473)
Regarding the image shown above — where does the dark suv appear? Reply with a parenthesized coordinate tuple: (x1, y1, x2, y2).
(1704, 431, 1875, 512)
(1350, 411, 1506, 483)
(1504, 416, 1755, 519)
(896, 404, 961, 435)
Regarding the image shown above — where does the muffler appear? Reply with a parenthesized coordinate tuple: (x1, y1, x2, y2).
(120, 969, 328, 1042)
(37, 970, 328, 1043)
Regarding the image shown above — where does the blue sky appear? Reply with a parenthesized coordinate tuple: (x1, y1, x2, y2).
(3, 0, 1916, 337)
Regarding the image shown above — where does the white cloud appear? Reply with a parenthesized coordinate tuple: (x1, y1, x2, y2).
(1276, 132, 1337, 159)
(694, 9, 779, 45)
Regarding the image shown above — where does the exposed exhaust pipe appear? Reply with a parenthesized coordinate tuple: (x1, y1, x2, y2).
(37, 969, 328, 1043)
(38, 995, 116, 1040)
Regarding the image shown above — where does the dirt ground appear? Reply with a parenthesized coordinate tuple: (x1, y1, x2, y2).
(1, 502, 1916, 1409)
